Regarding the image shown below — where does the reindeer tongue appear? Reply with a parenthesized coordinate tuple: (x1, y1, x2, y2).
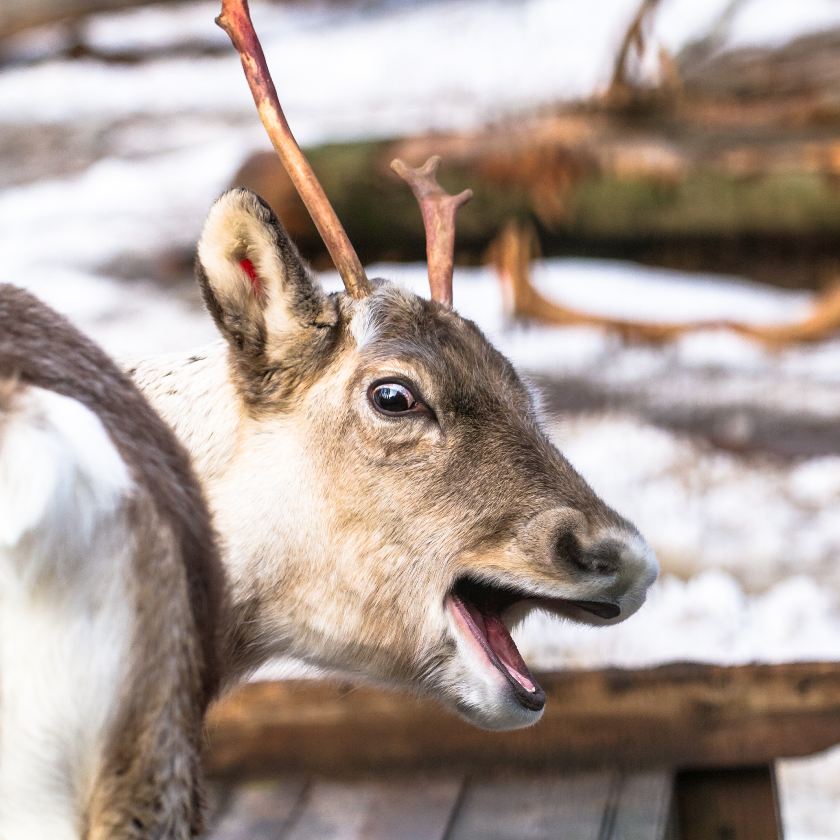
(457, 597, 542, 707)
(484, 613, 537, 693)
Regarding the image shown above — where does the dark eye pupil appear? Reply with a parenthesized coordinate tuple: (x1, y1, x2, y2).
(374, 385, 413, 413)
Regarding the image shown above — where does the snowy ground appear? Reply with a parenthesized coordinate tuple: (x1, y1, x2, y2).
(2, 1, 840, 837)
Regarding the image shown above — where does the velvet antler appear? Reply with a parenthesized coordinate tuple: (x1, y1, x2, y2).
(391, 156, 472, 308)
(217, 0, 371, 299)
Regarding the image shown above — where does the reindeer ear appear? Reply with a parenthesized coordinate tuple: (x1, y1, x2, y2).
(196, 189, 337, 363)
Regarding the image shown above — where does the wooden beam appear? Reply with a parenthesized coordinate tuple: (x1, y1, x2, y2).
(675, 765, 782, 840)
(205, 662, 840, 777)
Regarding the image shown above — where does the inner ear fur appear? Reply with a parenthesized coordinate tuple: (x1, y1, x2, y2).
(196, 189, 340, 404)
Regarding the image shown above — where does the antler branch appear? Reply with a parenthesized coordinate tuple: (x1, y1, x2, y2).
(217, 0, 371, 298)
(491, 221, 727, 342)
(391, 156, 472, 308)
(606, 0, 662, 103)
(492, 222, 840, 346)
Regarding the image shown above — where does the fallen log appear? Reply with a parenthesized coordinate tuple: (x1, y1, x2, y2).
(231, 100, 840, 288)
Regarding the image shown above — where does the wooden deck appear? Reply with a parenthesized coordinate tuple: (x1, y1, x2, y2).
(207, 770, 675, 839)
(203, 662, 840, 839)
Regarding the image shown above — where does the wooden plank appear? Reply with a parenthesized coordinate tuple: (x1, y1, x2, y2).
(207, 777, 308, 840)
(600, 771, 673, 840)
(284, 776, 464, 840)
(675, 765, 782, 840)
(446, 772, 612, 840)
(205, 663, 840, 776)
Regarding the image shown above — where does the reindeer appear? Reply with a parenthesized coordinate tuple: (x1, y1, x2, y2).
(128, 0, 658, 732)
(0, 2, 659, 831)
(0, 2, 656, 832)
(0, 285, 226, 839)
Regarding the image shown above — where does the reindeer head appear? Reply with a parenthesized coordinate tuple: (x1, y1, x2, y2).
(194, 186, 655, 729)
(187, 0, 658, 730)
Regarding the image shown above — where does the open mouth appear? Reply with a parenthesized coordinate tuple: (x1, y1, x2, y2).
(446, 577, 620, 712)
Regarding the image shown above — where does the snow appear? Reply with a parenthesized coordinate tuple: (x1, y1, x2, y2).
(552, 415, 840, 590)
(3, 1, 840, 836)
(3, 0, 838, 135)
(1, 0, 644, 132)
(0, 132, 254, 279)
(726, 0, 840, 50)
(516, 572, 840, 669)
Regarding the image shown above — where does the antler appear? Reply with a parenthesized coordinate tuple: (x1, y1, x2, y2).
(217, 0, 371, 299)
(491, 221, 840, 346)
(391, 156, 473, 308)
(491, 221, 727, 342)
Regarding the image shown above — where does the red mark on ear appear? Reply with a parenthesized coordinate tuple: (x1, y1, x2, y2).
(239, 258, 261, 294)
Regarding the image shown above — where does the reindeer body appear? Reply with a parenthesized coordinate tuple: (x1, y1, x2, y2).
(0, 286, 226, 839)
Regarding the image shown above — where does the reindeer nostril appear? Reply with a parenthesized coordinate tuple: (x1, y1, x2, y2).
(554, 529, 585, 571)
(555, 529, 623, 576)
(540, 509, 629, 576)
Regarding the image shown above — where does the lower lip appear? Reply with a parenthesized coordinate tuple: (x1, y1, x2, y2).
(446, 595, 545, 713)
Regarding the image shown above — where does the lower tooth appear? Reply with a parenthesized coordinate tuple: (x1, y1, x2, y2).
(507, 666, 536, 692)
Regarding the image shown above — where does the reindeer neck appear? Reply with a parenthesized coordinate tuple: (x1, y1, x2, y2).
(128, 341, 240, 484)
(129, 341, 273, 681)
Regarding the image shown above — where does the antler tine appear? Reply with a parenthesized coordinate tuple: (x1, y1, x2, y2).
(217, 0, 371, 298)
(391, 156, 473, 308)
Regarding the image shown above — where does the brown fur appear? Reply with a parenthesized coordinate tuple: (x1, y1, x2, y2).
(0, 374, 20, 428)
(84, 494, 206, 839)
(0, 285, 227, 836)
(0, 285, 226, 703)
(225, 283, 635, 682)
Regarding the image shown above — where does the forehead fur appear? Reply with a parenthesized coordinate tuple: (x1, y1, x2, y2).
(349, 282, 529, 416)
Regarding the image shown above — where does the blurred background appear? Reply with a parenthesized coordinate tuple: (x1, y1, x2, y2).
(2, 1, 840, 836)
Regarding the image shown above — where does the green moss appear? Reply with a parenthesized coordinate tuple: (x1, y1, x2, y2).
(302, 139, 840, 244)
(570, 171, 840, 237)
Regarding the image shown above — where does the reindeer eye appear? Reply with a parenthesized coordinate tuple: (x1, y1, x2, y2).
(369, 382, 419, 415)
